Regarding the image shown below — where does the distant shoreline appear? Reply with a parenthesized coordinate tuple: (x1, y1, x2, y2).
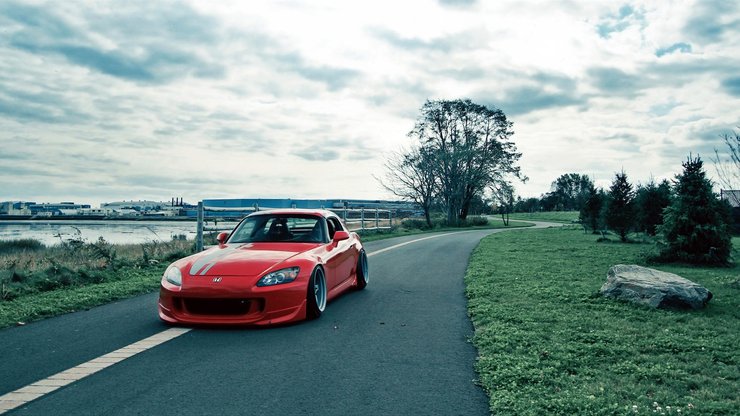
(0, 215, 204, 222)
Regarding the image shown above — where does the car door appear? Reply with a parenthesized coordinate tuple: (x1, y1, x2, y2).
(324, 216, 355, 290)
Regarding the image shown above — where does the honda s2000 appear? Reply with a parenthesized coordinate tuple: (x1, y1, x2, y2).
(158, 209, 369, 325)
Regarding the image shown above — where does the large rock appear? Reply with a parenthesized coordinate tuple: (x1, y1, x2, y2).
(600, 264, 712, 310)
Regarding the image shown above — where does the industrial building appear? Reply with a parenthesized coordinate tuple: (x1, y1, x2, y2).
(185, 198, 419, 219)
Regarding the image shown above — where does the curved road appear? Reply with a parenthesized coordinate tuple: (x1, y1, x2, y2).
(0, 223, 558, 415)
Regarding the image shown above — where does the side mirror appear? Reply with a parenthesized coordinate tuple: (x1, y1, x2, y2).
(216, 232, 229, 245)
(332, 230, 350, 243)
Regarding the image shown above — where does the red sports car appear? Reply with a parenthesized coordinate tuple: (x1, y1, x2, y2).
(158, 209, 369, 325)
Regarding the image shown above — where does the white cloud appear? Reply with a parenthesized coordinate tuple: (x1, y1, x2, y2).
(0, 0, 739, 207)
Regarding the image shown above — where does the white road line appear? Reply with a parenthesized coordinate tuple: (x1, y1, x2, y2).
(367, 233, 454, 257)
(0, 327, 190, 414)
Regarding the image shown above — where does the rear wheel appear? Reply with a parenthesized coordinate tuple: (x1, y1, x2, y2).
(356, 249, 369, 290)
(306, 267, 327, 319)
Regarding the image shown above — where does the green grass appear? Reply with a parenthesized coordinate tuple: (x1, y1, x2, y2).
(508, 211, 580, 223)
(358, 217, 533, 242)
(465, 228, 739, 415)
(0, 267, 164, 328)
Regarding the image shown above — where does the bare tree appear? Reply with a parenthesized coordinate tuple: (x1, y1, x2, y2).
(377, 146, 437, 228)
(712, 129, 740, 206)
(409, 99, 525, 225)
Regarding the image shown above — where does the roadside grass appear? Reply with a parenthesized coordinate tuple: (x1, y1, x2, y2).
(465, 227, 739, 415)
(0, 267, 163, 328)
(508, 211, 580, 223)
(0, 238, 192, 328)
(357, 217, 533, 242)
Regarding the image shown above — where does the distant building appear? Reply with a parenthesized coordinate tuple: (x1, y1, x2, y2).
(79, 208, 108, 216)
(720, 190, 740, 207)
(101, 200, 167, 211)
(0, 201, 33, 215)
(28, 202, 91, 216)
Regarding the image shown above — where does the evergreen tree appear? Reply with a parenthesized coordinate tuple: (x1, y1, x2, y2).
(658, 156, 732, 264)
(579, 184, 604, 233)
(635, 179, 672, 235)
(605, 171, 635, 242)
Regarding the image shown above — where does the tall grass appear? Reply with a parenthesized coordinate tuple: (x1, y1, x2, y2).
(0, 239, 45, 254)
(0, 237, 193, 303)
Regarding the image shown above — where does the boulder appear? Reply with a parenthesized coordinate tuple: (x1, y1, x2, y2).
(600, 264, 712, 310)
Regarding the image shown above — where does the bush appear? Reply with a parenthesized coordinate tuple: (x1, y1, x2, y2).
(401, 218, 431, 230)
(462, 215, 489, 227)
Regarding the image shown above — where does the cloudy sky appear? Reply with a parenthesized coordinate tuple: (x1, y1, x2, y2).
(1, 0, 739, 207)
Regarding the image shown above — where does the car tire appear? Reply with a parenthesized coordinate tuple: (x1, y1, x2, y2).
(306, 267, 327, 320)
(355, 249, 369, 290)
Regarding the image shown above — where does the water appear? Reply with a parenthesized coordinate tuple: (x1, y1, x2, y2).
(0, 220, 239, 246)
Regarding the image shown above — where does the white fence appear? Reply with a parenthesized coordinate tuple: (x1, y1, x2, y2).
(195, 202, 393, 251)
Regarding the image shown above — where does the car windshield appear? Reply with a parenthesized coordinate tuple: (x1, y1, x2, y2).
(228, 214, 326, 243)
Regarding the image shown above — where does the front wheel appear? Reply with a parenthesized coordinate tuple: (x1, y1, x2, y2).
(306, 267, 327, 320)
(355, 249, 369, 290)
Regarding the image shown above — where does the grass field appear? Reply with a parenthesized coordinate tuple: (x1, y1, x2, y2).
(465, 227, 739, 415)
(358, 217, 533, 242)
(507, 211, 580, 223)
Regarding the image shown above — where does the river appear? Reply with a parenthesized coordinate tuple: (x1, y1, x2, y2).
(0, 220, 240, 246)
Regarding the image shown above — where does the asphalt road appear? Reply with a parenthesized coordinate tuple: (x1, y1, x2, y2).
(0, 225, 556, 415)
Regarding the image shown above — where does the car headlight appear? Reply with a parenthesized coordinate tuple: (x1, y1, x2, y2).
(257, 267, 300, 287)
(164, 266, 182, 286)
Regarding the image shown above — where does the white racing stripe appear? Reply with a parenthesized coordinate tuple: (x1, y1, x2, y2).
(0, 231, 460, 414)
(0, 327, 191, 414)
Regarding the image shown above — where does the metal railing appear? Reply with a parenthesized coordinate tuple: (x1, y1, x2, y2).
(195, 202, 394, 251)
(329, 207, 393, 232)
(195, 202, 265, 251)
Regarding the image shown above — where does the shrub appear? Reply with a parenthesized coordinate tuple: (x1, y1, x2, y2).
(464, 215, 489, 227)
(402, 218, 431, 230)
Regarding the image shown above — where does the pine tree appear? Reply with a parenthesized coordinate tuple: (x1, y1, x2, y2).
(606, 171, 635, 242)
(658, 156, 732, 264)
(635, 179, 672, 235)
(579, 184, 604, 233)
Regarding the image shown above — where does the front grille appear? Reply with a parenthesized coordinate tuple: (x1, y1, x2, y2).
(183, 298, 251, 316)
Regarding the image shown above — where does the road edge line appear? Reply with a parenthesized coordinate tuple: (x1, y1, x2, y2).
(0, 327, 191, 414)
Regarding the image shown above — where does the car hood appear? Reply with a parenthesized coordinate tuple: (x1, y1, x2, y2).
(183, 242, 319, 277)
